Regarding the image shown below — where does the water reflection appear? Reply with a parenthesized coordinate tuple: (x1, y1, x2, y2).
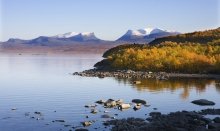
(115, 78, 220, 99)
(0, 55, 220, 131)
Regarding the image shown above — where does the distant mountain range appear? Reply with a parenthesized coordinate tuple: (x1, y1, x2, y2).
(1, 28, 180, 46)
(5, 32, 105, 46)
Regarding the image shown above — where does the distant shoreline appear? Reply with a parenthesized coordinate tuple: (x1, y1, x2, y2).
(0, 42, 121, 55)
(73, 69, 220, 79)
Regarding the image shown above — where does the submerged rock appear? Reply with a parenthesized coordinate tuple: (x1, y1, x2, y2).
(101, 114, 111, 118)
(75, 128, 88, 131)
(96, 99, 106, 104)
(54, 120, 65, 122)
(191, 99, 215, 106)
(64, 124, 71, 127)
(104, 110, 110, 113)
(132, 99, 147, 105)
(84, 105, 90, 108)
(11, 108, 17, 111)
(90, 109, 98, 114)
(34, 112, 43, 116)
(36, 118, 41, 120)
(24, 112, 30, 116)
(84, 104, 97, 108)
(2, 117, 11, 120)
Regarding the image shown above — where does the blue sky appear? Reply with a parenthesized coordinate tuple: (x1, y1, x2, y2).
(0, 0, 219, 41)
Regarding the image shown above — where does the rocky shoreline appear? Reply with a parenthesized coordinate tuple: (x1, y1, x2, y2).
(104, 108, 220, 131)
(73, 69, 220, 80)
(81, 98, 220, 131)
(82, 98, 220, 131)
(8, 98, 220, 131)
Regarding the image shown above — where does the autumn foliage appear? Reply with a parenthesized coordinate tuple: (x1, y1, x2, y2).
(149, 27, 220, 45)
(95, 28, 220, 74)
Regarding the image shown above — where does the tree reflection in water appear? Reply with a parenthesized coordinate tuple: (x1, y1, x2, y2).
(115, 78, 220, 99)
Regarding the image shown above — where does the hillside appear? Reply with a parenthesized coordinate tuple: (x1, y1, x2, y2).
(94, 28, 220, 74)
(149, 27, 220, 45)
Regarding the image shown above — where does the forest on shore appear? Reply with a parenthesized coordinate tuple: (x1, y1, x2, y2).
(95, 28, 220, 74)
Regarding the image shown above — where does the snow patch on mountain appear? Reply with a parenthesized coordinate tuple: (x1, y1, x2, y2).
(80, 32, 95, 36)
(52, 32, 79, 38)
(125, 28, 175, 36)
(52, 32, 96, 39)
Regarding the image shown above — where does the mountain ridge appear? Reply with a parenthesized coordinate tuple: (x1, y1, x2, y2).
(117, 28, 180, 42)
(2, 27, 180, 45)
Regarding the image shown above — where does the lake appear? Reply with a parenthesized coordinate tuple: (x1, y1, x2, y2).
(0, 54, 220, 131)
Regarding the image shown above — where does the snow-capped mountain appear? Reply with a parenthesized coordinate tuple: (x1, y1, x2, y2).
(52, 32, 79, 38)
(68, 32, 100, 42)
(124, 28, 164, 36)
(52, 32, 99, 41)
(7, 38, 29, 44)
(3, 28, 180, 46)
(14, 32, 102, 45)
(117, 28, 180, 42)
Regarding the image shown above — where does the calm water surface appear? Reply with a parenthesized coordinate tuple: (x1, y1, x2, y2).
(0, 54, 220, 131)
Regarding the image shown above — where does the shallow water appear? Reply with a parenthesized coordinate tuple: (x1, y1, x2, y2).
(0, 54, 220, 131)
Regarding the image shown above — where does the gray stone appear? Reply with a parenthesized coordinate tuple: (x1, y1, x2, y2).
(133, 104, 141, 110)
(104, 110, 110, 113)
(213, 117, 220, 123)
(149, 112, 161, 117)
(201, 117, 212, 124)
(75, 128, 88, 131)
(104, 99, 117, 108)
(11, 108, 17, 111)
(208, 123, 220, 129)
(116, 99, 124, 105)
(200, 108, 220, 115)
(34, 112, 43, 115)
(191, 99, 215, 106)
(82, 121, 92, 127)
(85, 104, 97, 108)
(90, 109, 98, 114)
(54, 120, 65, 122)
(96, 99, 106, 104)
(132, 99, 147, 105)
(118, 103, 131, 110)
(101, 114, 111, 118)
